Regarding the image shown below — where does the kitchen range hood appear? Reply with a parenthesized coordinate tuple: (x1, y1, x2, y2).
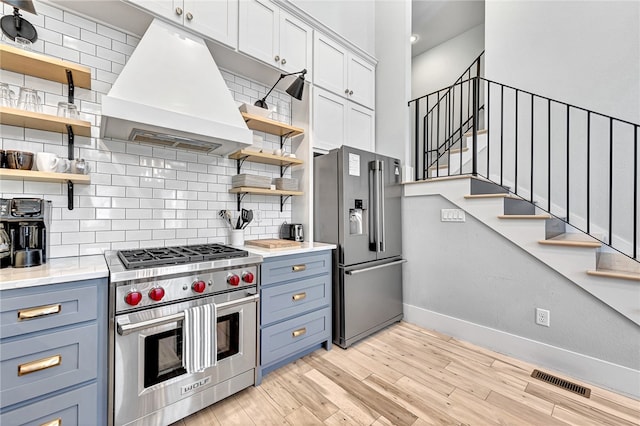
(100, 19, 252, 155)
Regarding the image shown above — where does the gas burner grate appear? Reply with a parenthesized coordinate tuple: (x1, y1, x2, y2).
(117, 244, 248, 269)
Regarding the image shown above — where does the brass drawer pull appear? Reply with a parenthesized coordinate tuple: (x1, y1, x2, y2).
(292, 327, 307, 338)
(40, 418, 62, 426)
(18, 304, 61, 320)
(292, 292, 307, 301)
(292, 264, 306, 272)
(18, 355, 62, 376)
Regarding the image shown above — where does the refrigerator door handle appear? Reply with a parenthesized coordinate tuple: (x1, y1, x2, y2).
(368, 161, 377, 251)
(345, 259, 407, 275)
(378, 160, 385, 252)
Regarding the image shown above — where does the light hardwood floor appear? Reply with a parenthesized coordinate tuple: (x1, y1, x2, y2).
(175, 322, 640, 425)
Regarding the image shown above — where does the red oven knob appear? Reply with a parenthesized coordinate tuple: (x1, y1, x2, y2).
(242, 272, 254, 283)
(148, 287, 165, 301)
(124, 290, 142, 306)
(192, 280, 206, 293)
(227, 274, 240, 286)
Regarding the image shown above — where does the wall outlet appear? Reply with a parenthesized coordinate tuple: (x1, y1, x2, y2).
(441, 208, 466, 222)
(536, 308, 550, 327)
(254, 210, 262, 223)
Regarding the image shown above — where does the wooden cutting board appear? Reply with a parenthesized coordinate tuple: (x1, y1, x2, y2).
(245, 239, 302, 249)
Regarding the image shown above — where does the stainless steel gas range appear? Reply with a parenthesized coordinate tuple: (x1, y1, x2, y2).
(104, 244, 262, 426)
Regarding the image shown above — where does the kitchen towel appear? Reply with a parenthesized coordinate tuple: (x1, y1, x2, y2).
(183, 303, 217, 373)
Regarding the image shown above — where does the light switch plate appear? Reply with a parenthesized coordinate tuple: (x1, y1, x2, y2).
(441, 209, 466, 222)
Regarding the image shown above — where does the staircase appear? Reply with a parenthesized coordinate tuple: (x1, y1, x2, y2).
(404, 175, 640, 326)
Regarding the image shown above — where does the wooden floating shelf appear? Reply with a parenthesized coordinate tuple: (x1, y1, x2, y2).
(0, 107, 92, 137)
(228, 149, 303, 166)
(0, 44, 91, 89)
(229, 187, 303, 196)
(240, 112, 304, 137)
(0, 168, 91, 184)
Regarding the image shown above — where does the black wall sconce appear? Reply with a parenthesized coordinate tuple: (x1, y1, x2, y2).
(1, 0, 38, 42)
(254, 69, 307, 110)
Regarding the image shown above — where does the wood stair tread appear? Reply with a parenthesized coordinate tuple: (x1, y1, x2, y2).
(539, 233, 602, 248)
(463, 129, 488, 137)
(497, 214, 551, 219)
(464, 193, 510, 199)
(587, 269, 640, 282)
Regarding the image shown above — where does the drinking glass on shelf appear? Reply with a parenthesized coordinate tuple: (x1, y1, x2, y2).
(57, 101, 79, 119)
(17, 87, 42, 113)
(0, 83, 15, 108)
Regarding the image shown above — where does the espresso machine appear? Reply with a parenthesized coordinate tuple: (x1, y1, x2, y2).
(0, 198, 51, 268)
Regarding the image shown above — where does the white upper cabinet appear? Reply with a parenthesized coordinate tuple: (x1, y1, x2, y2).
(313, 87, 374, 153)
(313, 32, 375, 109)
(126, 0, 238, 48)
(239, 0, 312, 77)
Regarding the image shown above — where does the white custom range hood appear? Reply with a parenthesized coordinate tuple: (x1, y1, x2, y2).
(100, 19, 252, 155)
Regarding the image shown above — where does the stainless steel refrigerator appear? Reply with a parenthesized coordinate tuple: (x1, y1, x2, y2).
(314, 145, 405, 348)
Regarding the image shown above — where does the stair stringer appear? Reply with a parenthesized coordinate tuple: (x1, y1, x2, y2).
(404, 177, 640, 326)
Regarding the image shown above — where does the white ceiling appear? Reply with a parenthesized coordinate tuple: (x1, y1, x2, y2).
(412, 0, 485, 58)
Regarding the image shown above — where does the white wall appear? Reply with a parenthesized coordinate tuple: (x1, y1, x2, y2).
(411, 23, 484, 99)
(485, 0, 640, 124)
(0, 2, 293, 257)
(289, 0, 376, 56)
(374, 0, 411, 162)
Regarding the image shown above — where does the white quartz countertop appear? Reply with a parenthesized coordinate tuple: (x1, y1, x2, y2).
(0, 255, 109, 291)
(242, 241, 336, 258)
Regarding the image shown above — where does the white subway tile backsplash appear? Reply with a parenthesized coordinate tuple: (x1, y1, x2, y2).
(1, 2, 292, 257)
(96, 230, 125, 242)
(96, 208, 126, 220)
(96, 23, 127, 43)
(63, 11, 97, 31)
(80, 28, 111, 48)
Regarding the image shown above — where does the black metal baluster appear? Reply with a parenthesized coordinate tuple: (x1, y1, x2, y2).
(548, 99, 551, 212)
(447, 91, 451, 176)
(414, 101, 420, 181)
(586, 112, 591, 234)
(486, 80, 491, 178)
(529, 94, 534, 203)
(500, 85, 504, 186)
(609, 118, 613, 245)
(460, 80, 464, 175)
(515, 89, 519, 194)
(566, 105, 570, 221)
(634, 125, 638, 259)
(436, 94, 441, 177)
(472, 77, 478, 176)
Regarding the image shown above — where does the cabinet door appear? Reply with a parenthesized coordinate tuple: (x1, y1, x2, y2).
(184, 0, 238, 48)
(313, 88, 346, 152)
(347, 103, 375, 152)
(279, 10, 312, 79)
(127, 0, 183, 25)
(313, 33, 347, 97)
(239, 0, 279, 67)
(347, 54, 375, 109)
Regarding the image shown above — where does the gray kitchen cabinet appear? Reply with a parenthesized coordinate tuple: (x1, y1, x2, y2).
(257, 250, 332, 383)
(0, 278, 108, 425)
(126, 0, 238, 48)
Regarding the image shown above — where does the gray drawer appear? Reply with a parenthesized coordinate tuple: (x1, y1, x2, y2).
(0, 281, 99, 339)
(261, 251, 331, 286)
(261, 275, 330, 326)
(261, 307, 331, 366)
(0, 383, 97, 426)
(0, 323, 98, 408)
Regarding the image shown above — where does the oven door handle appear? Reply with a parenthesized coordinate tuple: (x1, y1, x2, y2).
(116, 293, 259, 336)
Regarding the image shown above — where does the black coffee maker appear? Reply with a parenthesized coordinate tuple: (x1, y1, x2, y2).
(0, 198, 51, 268)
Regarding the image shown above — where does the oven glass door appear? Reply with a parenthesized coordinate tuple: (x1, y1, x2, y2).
(143, 312, 241, 388)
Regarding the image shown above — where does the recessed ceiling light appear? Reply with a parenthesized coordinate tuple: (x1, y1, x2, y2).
(410, 34, 419, 44)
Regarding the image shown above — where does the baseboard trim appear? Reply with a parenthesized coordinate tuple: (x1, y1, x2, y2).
(403, 304, 640, 399)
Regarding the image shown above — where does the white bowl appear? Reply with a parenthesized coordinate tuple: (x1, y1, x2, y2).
(239, 103, 272, 119)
